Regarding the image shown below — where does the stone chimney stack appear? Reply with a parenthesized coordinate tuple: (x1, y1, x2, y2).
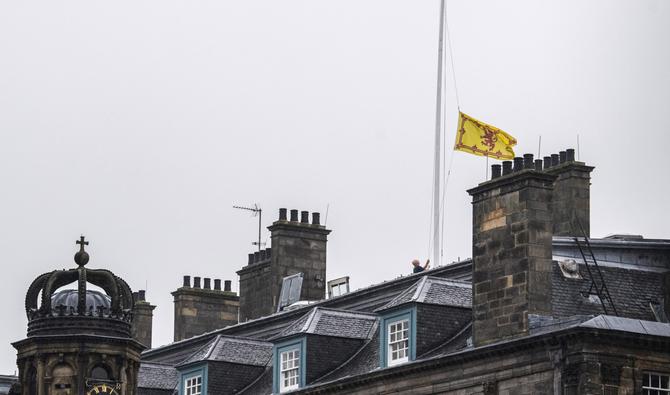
(131, 290, 156, 349)
(172, 275, 239, 342)
(468, 153, 557, 347)
(543, 148, 594, 237)
(237, 208, 331, 321)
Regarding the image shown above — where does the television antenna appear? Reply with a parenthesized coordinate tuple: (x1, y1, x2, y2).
(233, 204, 265, 251)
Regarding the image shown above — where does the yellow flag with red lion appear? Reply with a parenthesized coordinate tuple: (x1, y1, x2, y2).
(454, 112, 517, 160)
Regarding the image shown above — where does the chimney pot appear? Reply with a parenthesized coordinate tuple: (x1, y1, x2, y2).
(224, 280, 232, 292)
(260, 249, 266, 261)
(138, 290, 146, 301)
(534, 159, 543, 172)
(513, 157, 524, 172)
(193, 276, 201, 288)
(290, 209, 299, 222)
(279, 208, 288, 221)
(491, 164, 502, 179)
(266, 247, 272, 259)
(253, 251, 260, 263)
(183, 275, 191, 287)
(544, 156, 552, 169)
(551, 154, 559, 167)
(300, 211, 309, 223)
(248, 253, 254, 265)
(132, 292, 138, 302)
(312, 212, 321, 225)
(559, 151, 567, 163)
(523, 153, 534, 169)
(203, 278, 211, 289)
(502, 161, 513, 175)
(214, 279, 221, 290)
(566, 148, 575, 162)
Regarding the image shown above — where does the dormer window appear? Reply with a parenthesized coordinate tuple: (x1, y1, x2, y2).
(185, 375, 202, 395)
(279, 348, 300, 392)
(379, 308, 416, 368)
(273, 338, 306, 394)
(387, 319, 409, 366)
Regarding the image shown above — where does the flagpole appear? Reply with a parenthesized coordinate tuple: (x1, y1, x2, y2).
(432, 0, 446, 268)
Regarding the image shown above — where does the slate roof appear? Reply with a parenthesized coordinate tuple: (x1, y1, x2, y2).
(375, 276, 472, 312)
(137, 362, 178, 391)
(178, 335, 272, 367)
(272, 307, 378, 341)
(142, 260, 472, 365)
(551, 259, 665, 321)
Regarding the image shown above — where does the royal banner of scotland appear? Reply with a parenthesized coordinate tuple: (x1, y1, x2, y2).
(454, 112, 517, 160)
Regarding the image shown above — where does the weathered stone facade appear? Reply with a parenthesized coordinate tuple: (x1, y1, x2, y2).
(468, 158, 556, 347)
(238, 208, 330, 321)
(544, 149, 594, 237)
(172, 276, 239, 342)
(131, 290, 156, 349)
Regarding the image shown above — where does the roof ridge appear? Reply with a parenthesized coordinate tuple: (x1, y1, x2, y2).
(411, 277, 428, 302)
(203, 335, 221, 360)
(301, 307, 320, 333)
(306, 308, 323, 333)
(316, 308, 379, 318)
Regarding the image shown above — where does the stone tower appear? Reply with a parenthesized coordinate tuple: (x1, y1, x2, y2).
(13, 237, 144, 395)
(238, 208, 331, 321)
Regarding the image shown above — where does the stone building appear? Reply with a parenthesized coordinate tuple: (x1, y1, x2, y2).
(12, 237, 145, 395)
(132, 150, 670, 394)
(10, 149, 670, 394)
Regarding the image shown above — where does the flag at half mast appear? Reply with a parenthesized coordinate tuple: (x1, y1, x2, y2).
(454, 112, 517, 160)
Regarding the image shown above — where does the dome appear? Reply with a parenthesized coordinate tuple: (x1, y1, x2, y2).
(51, 289, 111, 315)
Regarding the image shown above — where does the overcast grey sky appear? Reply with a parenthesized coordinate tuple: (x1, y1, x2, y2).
(1, 0, 668, 374)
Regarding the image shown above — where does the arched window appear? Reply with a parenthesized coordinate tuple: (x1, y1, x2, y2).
(90, 365, 111, 380)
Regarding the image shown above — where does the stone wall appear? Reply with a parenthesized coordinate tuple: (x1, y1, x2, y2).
(468, 163, 556, 347)
(172, 276, 239, 342)
(544, 149, 594, 237)
(131, 290, 155, 349)
(238, 208, 331, 321)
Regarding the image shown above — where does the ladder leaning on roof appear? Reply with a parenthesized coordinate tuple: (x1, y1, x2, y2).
(572, 218, 619, 316)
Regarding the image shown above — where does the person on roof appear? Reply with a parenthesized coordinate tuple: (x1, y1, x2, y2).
(412, 258, 430, 273)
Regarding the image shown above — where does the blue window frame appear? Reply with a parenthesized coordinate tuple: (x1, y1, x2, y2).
(179, 364, 208, 395)
(273, 337, 306, 394)
(379, 307, 416, 368)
